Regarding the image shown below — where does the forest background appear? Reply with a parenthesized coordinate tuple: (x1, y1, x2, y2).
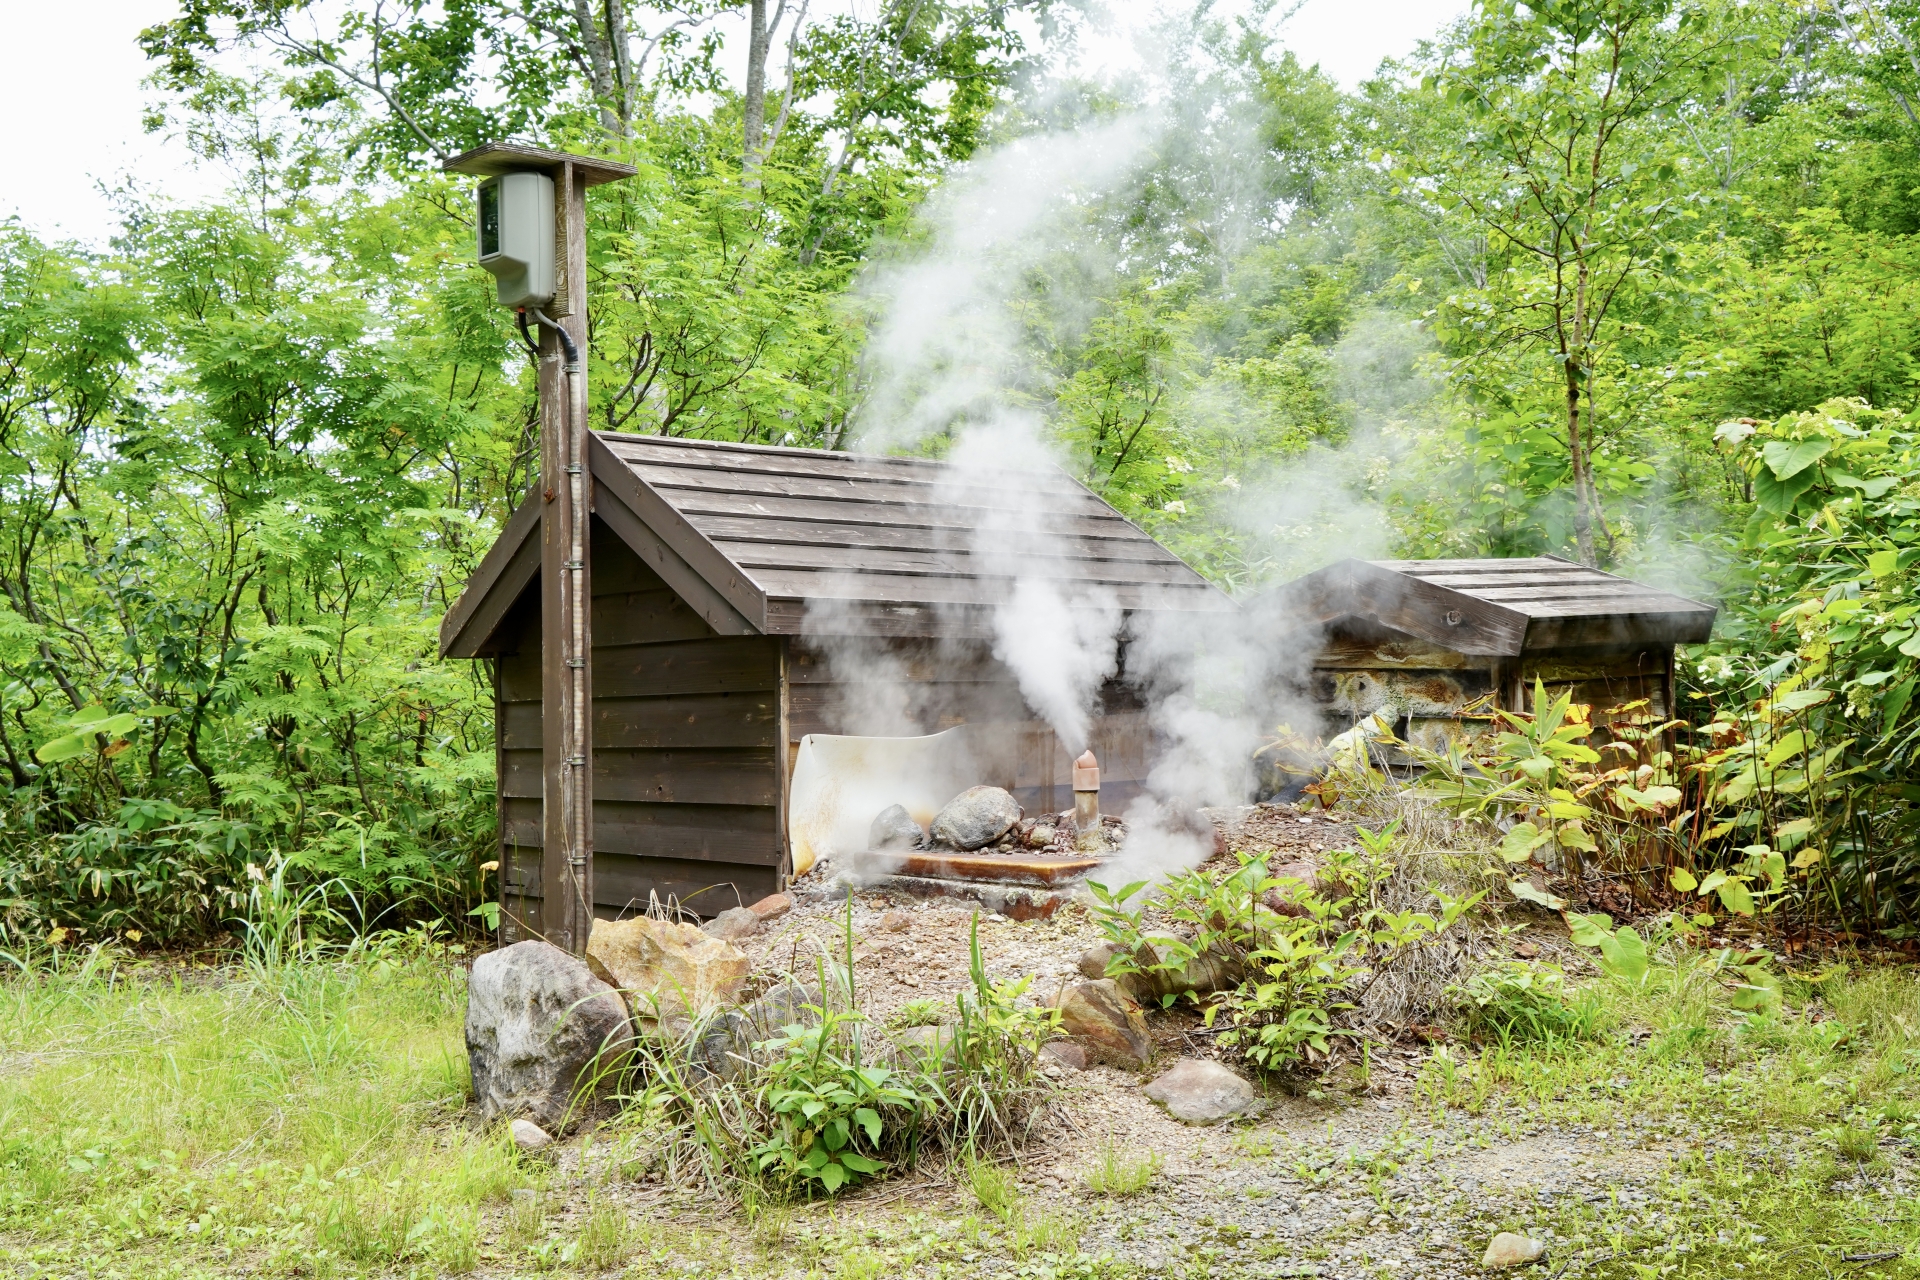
(5, 0, 1918, 946)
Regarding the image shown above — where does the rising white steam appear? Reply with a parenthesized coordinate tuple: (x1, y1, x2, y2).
(852, 117, 1159, 750)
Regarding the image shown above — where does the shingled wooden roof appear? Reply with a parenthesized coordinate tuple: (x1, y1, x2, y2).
(1267, 556, 1716, 656)
(440, 434, 1232, 656)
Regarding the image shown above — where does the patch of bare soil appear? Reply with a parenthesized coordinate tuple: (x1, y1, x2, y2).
(1205, 802, 1359, 866)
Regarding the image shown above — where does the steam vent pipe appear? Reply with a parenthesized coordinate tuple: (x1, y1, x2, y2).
(1073, 750, 1100, 846)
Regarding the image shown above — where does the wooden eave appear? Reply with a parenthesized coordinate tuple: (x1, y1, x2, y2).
(1270, 557, 1716, 658)
(441, 142, 638, 187)
(440, 434, 1234, 656)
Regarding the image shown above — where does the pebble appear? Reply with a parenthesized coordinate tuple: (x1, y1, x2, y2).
(510, 1118, 553, 1154)
(1483, 1232, 1547, 1268)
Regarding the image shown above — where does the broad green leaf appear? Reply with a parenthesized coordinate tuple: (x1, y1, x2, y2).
(1772, 817, 1815, 848)
(1753, 464, 1818, 515)
(34, 734, 92, 764)
(1556, 823, 1596, 852)
(1763, 730, 1806, 766)
(1670, 868, 1698, 893)
(1716, 878, 1756, 916)
(1869, 549, 1901, 578)
(1597, 928, 1650, 983)
(1565, 912, 1615, 947)
(1498, 821, 1550, 863)
(1507, 878, 1567, 911)
(1762, 436, 1831, 480)
(1617, 784, 1683, 813)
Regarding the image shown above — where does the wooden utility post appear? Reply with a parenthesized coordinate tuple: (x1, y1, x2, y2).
(444, 144, 636, 956)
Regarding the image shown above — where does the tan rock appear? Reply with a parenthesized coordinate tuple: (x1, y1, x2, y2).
(1055, 978, 1152, 1065)
(586, 916, 750, 1035)
(510, 1118, 553, 1153)
(1040, 1040, 1087, 1071)
(747, 893, 793, 922)
(1482, 1232, 1546, 1269)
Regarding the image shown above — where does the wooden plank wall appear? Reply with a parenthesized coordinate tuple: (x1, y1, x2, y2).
(495, 519, 785, 935)
(1300, 620, 1675, 760)
(784, 637, 1152, 819)
(495, 595, 544, 944)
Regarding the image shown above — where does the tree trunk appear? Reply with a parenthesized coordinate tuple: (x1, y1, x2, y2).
(742, 0, 770, 175)
(606, 0, 634, 124)
(1566, 260, 1598, 567)
(571, 0, 624, 134)
(1565, 358, 1597, 567)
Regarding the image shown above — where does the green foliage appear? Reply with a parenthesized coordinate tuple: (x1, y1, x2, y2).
(1089, 829, 1478, 1073)
(653, 914, 1056, 1201)
(1082, 1142, 1162, 1197)
(750, 1010, 917, 1194)
(1450, 959, 1602, 1045)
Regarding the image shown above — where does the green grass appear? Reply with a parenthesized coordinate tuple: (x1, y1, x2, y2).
(1083, 1141, 1162, 1197)
(0, 936, 520, 1277)
(17, 931, 1920, 1278)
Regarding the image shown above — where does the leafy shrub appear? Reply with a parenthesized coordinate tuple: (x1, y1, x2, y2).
(1449, 960, 1600, 1045)
(645, 913, 1057, 1201)
(1089, 825, 1478, 1072)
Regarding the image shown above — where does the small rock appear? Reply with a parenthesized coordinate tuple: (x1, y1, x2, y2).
(747, 892, 793, 922)
(510, 1118, 553, 1153)
(1055, 979, 1152, 1065)
(1076, 943, 1119, 981)
(466, 941, 634, 1132)
(869, 804, 924, 851)
(877, 909, 913, 932)
(1143, 1058, 1256, 1125)
(1041, 1040, 1088, 1071)
(702, 907, 761, 941)
(930, 786, 1022, 851)
(1027, 824, 1056, 848)
(1482, 1232, 1546, 1269)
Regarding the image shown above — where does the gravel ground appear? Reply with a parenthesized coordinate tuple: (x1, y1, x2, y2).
(521, 801, 1826, 1279)
(626, 801, 1638, 1278)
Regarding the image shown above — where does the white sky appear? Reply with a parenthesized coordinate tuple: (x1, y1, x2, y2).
(0, 0, 1463, 247)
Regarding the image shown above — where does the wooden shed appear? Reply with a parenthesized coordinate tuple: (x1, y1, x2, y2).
(440, 433, 1232, 940)
(1258, 556, 1717, 758)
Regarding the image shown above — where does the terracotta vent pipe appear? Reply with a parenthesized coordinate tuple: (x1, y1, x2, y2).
(1072, 749, 1100, 835)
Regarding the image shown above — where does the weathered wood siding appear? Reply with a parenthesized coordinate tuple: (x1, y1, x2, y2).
(495, 595, 543, 944)
(496, 518, 785, 936)
(1301, 618, 1675, 759)
(785, 637, 1151, 817)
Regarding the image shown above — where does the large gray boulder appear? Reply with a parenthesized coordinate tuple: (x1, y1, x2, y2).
(467, 940, 635, 1131)
(930, 786, 1022, 851)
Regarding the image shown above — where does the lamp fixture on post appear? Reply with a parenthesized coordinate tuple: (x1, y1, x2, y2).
(444, 143, 637, 958)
